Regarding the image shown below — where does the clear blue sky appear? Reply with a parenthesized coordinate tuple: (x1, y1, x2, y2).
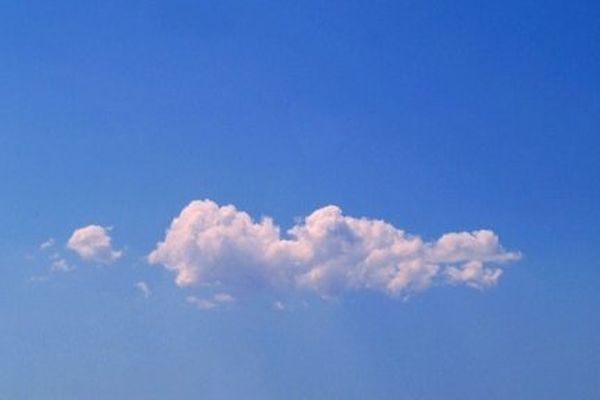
(1, 1, 599, 399)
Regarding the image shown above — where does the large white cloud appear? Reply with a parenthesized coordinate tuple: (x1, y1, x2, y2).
(67, 225, 122, 264)
(148, 200, 520, 297)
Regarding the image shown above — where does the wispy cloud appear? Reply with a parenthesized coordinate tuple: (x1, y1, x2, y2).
(39, 238, 55, 251)
(135, 281, 151, 299)
(187, 292, 236, 311)
(50, 257, 74, 273)
(187, 296, 217, 310)
(35, 242, 75, 275)
(148, 200, 521, 298)
(214, 292, 235, 304)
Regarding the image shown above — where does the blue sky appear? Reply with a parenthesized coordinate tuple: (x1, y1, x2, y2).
(1, 0, 599, 398)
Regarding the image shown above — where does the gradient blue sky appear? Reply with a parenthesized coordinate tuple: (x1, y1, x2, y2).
(1, 1, 600, 399)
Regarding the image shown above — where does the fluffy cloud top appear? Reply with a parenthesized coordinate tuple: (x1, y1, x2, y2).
(148, 200, 520, 297)
(67, 225, 122, 264)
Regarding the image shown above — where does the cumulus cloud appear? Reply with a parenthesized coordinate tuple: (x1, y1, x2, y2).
(445, 260, 503, 289)
(148, 200, 520, 298)
(67, 225, 122, 264)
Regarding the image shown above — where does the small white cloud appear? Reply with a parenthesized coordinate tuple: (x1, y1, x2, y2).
(273, 301, 286, 311)
(135, 281, 151, 299)
(50, 257, 74, 273)
(187, 296, 216, 310)
(148, 199, 521, 298)
(67, 225, 122, 264)
(186, 292, 235, 311)
(214, 292, 235, 304)
(29, 275, 49, 283)
(40, 238, 55, 251)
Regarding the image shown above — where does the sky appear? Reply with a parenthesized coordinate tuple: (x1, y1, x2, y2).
(1, 0, 600, 399)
